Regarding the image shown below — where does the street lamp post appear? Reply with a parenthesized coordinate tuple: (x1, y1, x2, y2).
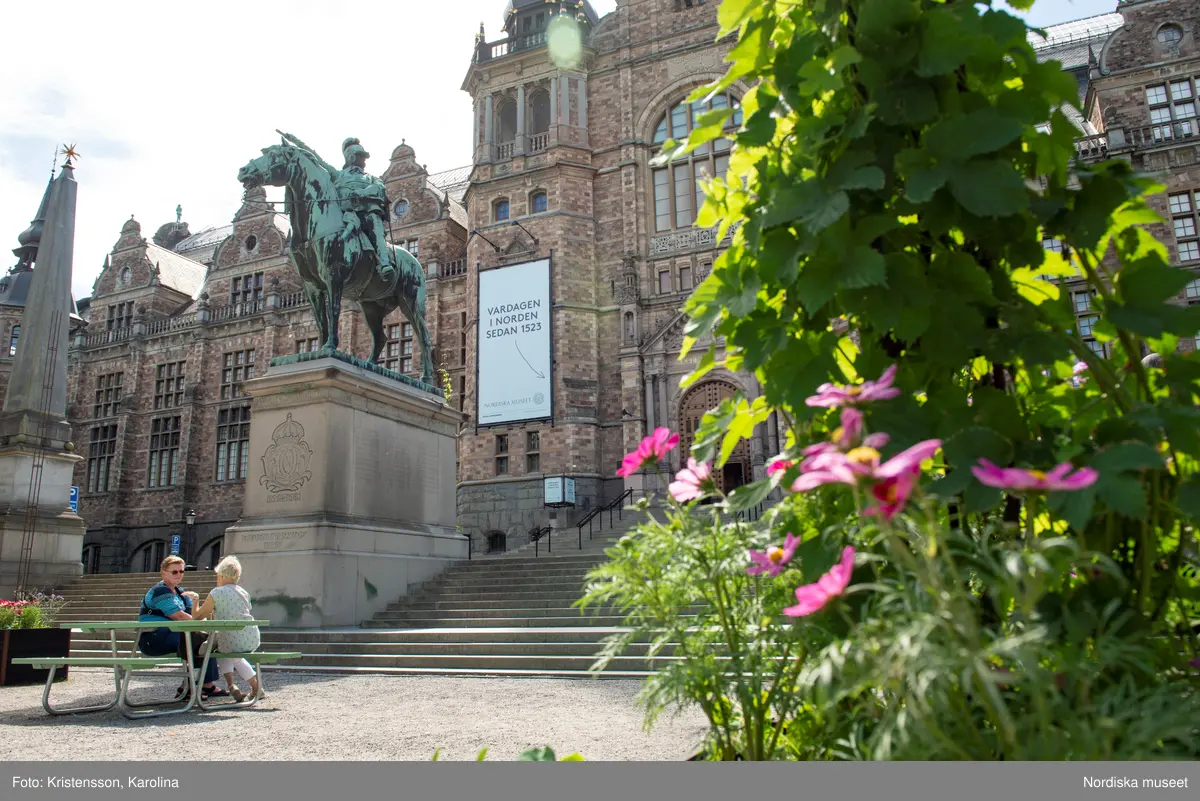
(184, 509, 197, 570)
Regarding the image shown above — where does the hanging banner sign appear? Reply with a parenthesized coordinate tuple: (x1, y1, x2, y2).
(477, 258, 552, 426)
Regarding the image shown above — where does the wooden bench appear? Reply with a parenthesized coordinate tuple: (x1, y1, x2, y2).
(10, 656, 182, 716)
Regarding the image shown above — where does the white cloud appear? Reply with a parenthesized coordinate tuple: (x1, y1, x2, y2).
(0, 0, 616, 299)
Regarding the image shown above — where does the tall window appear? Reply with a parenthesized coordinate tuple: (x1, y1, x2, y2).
(400, 239, 419, 258)
(460, 312, 467, 366)
(1169, 191, 1200, 263)
(231, 273, 264, 307)
(87, 423, 118, 493)
(531, 191, 547, 213)
(652, 92, 741, 232)
(216, 406, 251, 482)
(106, 302, 133, 330)
(220, 350, 255, 400)
(659, 270, 672, 294)
(295, 337, 320, 353)
(153, 362, 186, 410)
(147, 416, 182, 488)
(7, 324, 18, 357)
(526, 431, 541, 473)
(494, 199, 510, 222)
(93, 372, 123, 418)
(383, 323, 414, 373)
(1147, 78, 1197, 140)
(458, 375, 466, 412)
(679, 265, 693, 291)
(495, 434, 509, 475)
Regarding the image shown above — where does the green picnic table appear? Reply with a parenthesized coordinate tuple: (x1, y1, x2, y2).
(11, 620, 300, 719)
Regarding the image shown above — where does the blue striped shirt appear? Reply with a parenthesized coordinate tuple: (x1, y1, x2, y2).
(138, 582, 190, 623)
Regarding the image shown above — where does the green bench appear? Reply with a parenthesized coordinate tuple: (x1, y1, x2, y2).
(16, 618, 301, 719)
(194, 651, 303, 710)
(10, 656, 182, 716)
(13, 651, 303, 717)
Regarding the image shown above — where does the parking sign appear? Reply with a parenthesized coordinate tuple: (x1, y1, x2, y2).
(170, 534, 181, 555)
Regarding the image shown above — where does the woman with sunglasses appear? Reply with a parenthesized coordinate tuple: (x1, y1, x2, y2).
(136, 555, 227, 700)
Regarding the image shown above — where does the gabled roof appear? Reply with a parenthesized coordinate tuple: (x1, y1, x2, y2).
(145, 243, 207, 298)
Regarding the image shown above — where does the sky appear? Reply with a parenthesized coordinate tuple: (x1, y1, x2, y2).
(0, 0, 1119, 300)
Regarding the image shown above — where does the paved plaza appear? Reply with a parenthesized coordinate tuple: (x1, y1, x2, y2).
(0, 669, 707, 761)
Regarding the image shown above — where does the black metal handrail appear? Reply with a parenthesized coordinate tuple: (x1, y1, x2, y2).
(576, 488, 634, 549)
(531, 525, 553, 557)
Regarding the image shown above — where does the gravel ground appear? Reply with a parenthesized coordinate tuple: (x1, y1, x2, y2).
(0, 669, 708, 761)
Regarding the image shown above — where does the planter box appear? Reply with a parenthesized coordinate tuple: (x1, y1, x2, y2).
(0, 628, 71, 686)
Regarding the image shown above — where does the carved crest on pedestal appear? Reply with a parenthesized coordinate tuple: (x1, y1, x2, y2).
(260, 412, 313, 493)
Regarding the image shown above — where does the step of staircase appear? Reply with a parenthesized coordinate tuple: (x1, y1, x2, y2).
(51, 507, 692, 678)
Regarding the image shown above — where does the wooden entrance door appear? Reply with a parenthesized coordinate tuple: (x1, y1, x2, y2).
(679, 380, 750, 494)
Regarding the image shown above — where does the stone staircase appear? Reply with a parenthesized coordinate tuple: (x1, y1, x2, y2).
(52, 509, 694, 678)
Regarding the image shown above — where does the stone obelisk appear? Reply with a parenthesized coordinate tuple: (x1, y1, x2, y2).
(0, 155, 86, 597)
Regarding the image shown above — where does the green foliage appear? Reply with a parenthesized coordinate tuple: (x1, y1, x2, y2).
(589, 0, 1200, 761)
(0, 592, 66, 629)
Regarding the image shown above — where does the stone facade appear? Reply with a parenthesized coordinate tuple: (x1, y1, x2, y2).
(1071, 0, 1200, 355)
(4, 0, 1194, 573)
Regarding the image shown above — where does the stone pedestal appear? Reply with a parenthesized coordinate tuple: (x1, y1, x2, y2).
(224, 357, 465, 628)
(0, 447, 85, 597)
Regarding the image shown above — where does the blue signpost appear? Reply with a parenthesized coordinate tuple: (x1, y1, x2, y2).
(170, 534, 181, 556)
(69, 486, 79, 513)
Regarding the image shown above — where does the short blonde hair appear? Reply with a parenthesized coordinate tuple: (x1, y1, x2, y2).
(160, 555, 185, 572)
(215, 555, 243, 582)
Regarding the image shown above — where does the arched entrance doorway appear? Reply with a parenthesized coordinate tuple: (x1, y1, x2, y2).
(678, 380, 751, 494)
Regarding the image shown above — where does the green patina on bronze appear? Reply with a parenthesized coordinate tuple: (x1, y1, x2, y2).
(269, 348, 442, 397)
(237, 135, 437, 388)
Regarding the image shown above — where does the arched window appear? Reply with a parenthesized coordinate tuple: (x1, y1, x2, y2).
(624, 312, 636, 344)
(530, 191, 548, 214)
(494, 199, 510, 222)
(486, 531, 507, 553)
(197, 537, 223, 571)
(528, 89, 551, 143)
(1157, 24, 1183, 45)
(8, 324, 18, 357)
(651, 92, 742, 232)
(131, 540, 167, 574)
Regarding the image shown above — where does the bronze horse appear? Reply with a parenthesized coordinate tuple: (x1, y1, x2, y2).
(236, 142, 434, 384)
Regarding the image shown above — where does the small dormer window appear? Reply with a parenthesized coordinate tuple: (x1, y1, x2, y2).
(1158, 25, 1183, 45)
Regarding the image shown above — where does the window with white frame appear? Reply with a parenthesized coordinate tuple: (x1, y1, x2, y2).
(153, 362, 185, 410)
(220, 350, 255, 400)
(1147, 78, 1197, 140)
(1185, 277, 1200, 300)
(652, 92, 742, 232)
(1042, 237, 1065, 254)
(231, 272, 264, 307)
(383, 322, 414, 374)
(147, 416, 181, 488)
(87, 423, 118, 493)
(215, 405, 251, 482)
(400, 238, 418, 258)
(1073, 289, 1096, 314)
(295, 337, 320, 353)
(1169, 190, 1200, 263)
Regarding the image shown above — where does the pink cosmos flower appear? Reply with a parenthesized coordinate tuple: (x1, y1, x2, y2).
(747, 533, 801, 578)
(805, 365, 901, 408)
(971, 459, 1099, 492)
(783, 546, 856, 617)
(668, 457, 713, 502)
(1073, 361, 1088, 375)
(766, 458, 794, 477)
(616, 427, 680, 478)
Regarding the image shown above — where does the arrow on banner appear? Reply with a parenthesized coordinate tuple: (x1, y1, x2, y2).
(514, 340, 546, 379)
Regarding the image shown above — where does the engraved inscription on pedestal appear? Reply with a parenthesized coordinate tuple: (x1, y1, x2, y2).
(260, 412, 313, 499)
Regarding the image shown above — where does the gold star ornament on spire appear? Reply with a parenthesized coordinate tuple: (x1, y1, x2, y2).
(59, 143, 80, 165)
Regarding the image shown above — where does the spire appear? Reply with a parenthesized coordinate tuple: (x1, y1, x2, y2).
(0, 156, 78, 447)
(10, 177, 54, 272)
